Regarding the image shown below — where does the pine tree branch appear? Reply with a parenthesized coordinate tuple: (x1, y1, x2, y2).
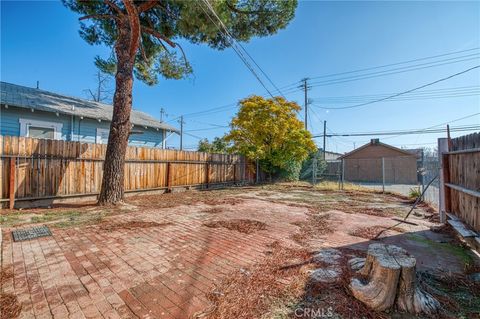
(225, 1, 267, 14)
(173, 41, 188, 66)
(122, 0, 141, 59)
(104, 0, 124, 15)
(137, 0, 158, 13)
(139, 35, 148, 61)
(79, 14, 117, 21)
(141, 26, 176, 48)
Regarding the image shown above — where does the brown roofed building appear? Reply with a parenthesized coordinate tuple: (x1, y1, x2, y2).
(340, 139, 418, 184)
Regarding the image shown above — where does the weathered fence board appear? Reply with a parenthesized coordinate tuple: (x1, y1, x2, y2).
(0, 136, 259, 207)
(443, 132, 480, 231)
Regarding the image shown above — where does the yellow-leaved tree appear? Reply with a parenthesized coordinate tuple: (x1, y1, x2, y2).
(225, 96, 316, 180)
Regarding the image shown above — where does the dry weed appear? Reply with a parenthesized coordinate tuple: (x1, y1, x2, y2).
(98, 221, 172, 232)
(0, 293, 22, 319)
(203, 219, 266, 234)
(197, 243, 313, 319)
(290, 213, 334, 245)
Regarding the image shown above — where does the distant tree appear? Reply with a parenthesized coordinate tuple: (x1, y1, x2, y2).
(225, 95, 316, 179)
(198, 136, 230, 153)
(84, 71, 113, 103)
(62, 0, 298, 204)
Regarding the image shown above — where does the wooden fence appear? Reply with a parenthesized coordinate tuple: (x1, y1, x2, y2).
(0, 136, 259, 208)
(441, 132, 480, 231)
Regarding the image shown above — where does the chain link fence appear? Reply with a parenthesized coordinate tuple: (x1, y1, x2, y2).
(301, 152, 439, 207)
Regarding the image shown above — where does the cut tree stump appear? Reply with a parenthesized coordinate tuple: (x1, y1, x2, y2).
(349, 243, 439, 314)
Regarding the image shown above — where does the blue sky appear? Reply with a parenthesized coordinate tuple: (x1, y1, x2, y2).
(1, 0, 479, 152)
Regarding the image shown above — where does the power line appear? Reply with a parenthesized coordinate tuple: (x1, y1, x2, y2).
(312, 124, 480, 138)
(313, 65, 480, 110)
(184, 132, 205, 140)
(308, 56, 479, 88)
(182, 102, 237, 118)
(185, 125, 229, 132)
(172, 50, 480, 123)
(378, 112, 480, 142)
(309, 47, 479, 80)
(311, 86, 480, 103)
(198, 0, 278, 98)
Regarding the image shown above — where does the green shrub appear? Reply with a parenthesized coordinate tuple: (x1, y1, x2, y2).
(278, 161, 302, 182)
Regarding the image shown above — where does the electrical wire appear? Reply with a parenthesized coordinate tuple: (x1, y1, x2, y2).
(311, 86, 480, 103)
(198, 0, 278, 98)
(312, 124, 480, 138)
(309, 47, 479, 80)
(313, 65, 480, 110)
(308, 54, 479, 87)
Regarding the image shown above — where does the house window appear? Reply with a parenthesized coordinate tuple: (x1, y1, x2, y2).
(19, 119, 63, 140)
(28, 126, 55, 139)
(96, 128, 110, 144)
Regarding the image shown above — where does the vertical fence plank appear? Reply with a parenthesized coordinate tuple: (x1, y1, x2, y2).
(9, 157, 16, 209)
(0, 136, 259, 206)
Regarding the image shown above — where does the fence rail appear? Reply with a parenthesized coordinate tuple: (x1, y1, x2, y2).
(0, 136, 259, 208)
(440, 132, 480, 231)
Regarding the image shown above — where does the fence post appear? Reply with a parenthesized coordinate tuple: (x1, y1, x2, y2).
(166, 162, 172, 192)
(341, 159, 345, 190)
(205, 162, 210, 189)
(382, 157, 385, 194)
(243, 158, 246, 184)
(9, 157, 16, 209)
(233, 163, 236, 184)
(438, 138, 448, 223)
(421, 149, 425, 201)
(256, 159, 259, 184)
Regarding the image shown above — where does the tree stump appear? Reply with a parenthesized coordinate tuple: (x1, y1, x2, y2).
(349, 243, 439, 314)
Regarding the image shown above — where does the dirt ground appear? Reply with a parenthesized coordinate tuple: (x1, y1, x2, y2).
(0, 183, 478, 319)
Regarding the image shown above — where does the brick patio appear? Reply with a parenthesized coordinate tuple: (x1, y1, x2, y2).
(1, 195, 309, 319)
(0, 187, 470, 318)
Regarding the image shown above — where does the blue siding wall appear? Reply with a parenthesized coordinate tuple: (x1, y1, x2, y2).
(1, 105, 165, 148)
(1, 105, 72, 139)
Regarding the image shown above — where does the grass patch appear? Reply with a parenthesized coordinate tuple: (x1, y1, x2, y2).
(314, 181, 366, 192)
(53, 211, 104, 228)
(0, 214, 24, 227)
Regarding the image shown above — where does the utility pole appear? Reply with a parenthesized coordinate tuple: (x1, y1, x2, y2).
(301, 78, 309, 130)
(323, 120, 326, 160)
(179, 116, 184, 150)
(160, 108, 165, 122)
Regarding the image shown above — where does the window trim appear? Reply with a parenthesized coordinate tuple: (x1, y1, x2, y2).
(96, 128, 110, 144)
(19, 118, 63, 140)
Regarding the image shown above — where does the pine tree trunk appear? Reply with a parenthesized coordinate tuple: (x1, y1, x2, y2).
(98, 18, 136, 205)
